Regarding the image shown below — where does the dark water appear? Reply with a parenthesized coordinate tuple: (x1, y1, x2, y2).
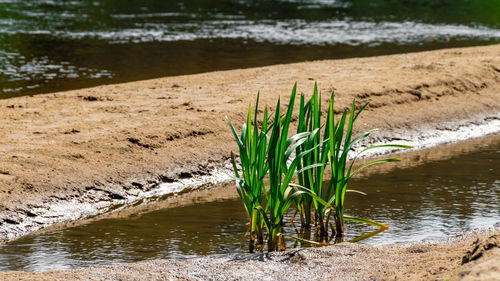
(1, 0, 500, 98)
(0, 138, 499, 272)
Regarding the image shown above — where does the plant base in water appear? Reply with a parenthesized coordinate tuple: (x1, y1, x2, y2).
(228, 83, 411, 252)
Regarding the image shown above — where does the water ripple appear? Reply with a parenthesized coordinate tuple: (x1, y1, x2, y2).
(1, 19, 500, 45)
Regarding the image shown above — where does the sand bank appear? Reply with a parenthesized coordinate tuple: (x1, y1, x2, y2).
(1, 44, 499, 241)
(0, 43, 499, 280)
(0, 43, 499, 250)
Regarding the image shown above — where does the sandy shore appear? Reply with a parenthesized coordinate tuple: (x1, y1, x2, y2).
(1, 229, 499, 280)
(0, 44, 499, 279)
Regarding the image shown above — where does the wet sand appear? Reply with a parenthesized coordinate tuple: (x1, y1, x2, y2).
(1, 229, 499, 280)
(0, 44, 499, 279)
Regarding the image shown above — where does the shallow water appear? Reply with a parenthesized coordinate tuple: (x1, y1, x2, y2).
(0, 136, 499, 272)
(1, 0, 500, 98)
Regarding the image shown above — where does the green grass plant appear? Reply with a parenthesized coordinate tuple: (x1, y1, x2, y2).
(295, 83, 412, 239)
(228, 84, 321, 252)
(228, 83, 412, 251)
(295, 84, 330, 238)
(312, 90, 411, 237)
(255, 85, 320, 251)
(227, 93, 268, 252)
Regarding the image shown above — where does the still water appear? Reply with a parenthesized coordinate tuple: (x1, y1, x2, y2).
(1, 0, 500, 98)
(0, 136, 498, 272)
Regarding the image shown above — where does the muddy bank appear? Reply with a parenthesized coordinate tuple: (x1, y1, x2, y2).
(1, 229, 499, 280)
(0, 44, 500, 242)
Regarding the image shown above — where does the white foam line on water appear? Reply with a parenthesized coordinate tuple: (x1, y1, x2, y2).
(1, 114, 499, 241)
(64, 20, 500, 45)
(2, 19, 500, 45)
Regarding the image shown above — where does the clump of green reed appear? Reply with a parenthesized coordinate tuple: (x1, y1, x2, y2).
(295, 83, 329, 235)
(228, 83, 412, 251)
(297, 84, 412, 238)
(256, 85, 320, 251)
(228, 84, 319, 252)
(325, 94, 411, 237)
(227, 93, 268, 252)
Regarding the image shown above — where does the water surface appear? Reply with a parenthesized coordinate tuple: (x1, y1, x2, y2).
(1, 0, 500, 98)
(0, 136, 498, 272)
